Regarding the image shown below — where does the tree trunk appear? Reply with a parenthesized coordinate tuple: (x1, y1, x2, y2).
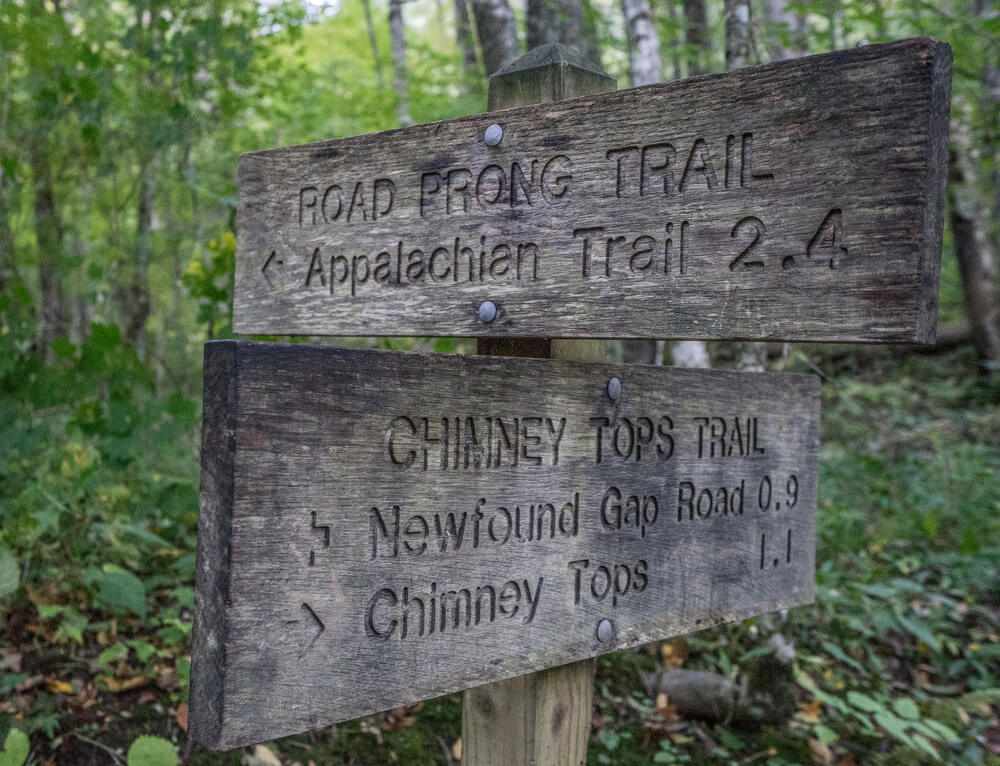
(671, 341, 711, 368)
(30, 144, 68, 356)
(618, 0, 661, 365)
(724, 0, 752, 69)
(527, 0, 588, 54)
(580, 0, 602, 64)
(362, 0, 387, 89)
(621, 0, 661, 86)
(724, 0, 768, 370)
(949, 122, 1000, 369)
(664, 0, 682, 80)
(824, 0, 840, 51)
(668, 0, 711, 368)
(470, 0, 520, 76)
(389, 0, 413, 127)
(763, 0, 805, 61)
(683, 0, 708, 75)
(455, 0, 479, 71)
(122, 158, 154, 356)
(0, 176, 12, 295)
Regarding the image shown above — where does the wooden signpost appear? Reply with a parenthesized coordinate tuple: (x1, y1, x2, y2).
(234, 38, 951, 343)
(190, 36, 951, 763)
(191, 341, 818, 749)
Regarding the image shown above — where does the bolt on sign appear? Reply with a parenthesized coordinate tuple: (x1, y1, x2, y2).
(234, 38, 951, 342)
(190, 341, 819, 749)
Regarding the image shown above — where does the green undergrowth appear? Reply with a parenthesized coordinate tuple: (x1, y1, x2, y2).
(1, 327, 998, 764)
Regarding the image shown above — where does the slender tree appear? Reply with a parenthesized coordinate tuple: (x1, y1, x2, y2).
(362, 0, 387, 89)
(669, 0, 711, 368)
(683, 0, 709, 75)
(663, 0, 683, 80)
(763, 0, 805, 61)
(825, 0, 841, 50)
(122, 155, 155, 355)
(725, 0, 769, 370)
(725, 0, 752, 69)
(615, 0, 662, 365)
(389, 0, 413, 126)
(30, 145, 68, 355)
(622, 0, 662, 85)
(471, 0, 520, 75)
(949, 115, 1000, 368)
(455, 0, 479, 71)
(527, 0, 591, 55)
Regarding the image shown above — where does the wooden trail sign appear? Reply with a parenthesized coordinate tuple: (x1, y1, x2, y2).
(234, 38, 951, 342)
(190, 340, 819, 749)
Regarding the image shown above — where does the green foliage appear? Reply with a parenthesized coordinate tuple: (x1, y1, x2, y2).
(126, 735, 180, 766)
(0, 548, 18, 599)
(89, 564, 148, 620)
(0, 730, 29, 766)
(1, 0, 998, 763)
(183, 233, 236, 339)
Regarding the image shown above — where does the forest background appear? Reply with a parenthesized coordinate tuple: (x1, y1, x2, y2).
(0, 0, 998, 763)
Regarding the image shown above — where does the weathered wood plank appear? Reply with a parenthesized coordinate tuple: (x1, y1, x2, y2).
(190, 340, 820, 749)
(461, 44, 613, 766)
(234, 38, 951, 343)
(462, 660, 596, 766)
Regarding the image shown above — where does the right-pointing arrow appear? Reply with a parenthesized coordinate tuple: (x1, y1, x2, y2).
(285, 602, 325, 658)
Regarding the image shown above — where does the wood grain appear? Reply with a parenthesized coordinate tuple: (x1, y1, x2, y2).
(462, 660, 596, 766)
(462, 45, 613, 766)
(234, 38, 951, 343)
(189, 340, 820, 749)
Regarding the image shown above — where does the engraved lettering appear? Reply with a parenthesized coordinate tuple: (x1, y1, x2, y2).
(729, 216, 766, 270)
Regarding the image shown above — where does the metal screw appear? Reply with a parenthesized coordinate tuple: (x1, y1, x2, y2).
(484, 124, 503, 146)
(478, 300, 498, 323)
(607, 377, 622, 401)
(596, 619, 614, 643)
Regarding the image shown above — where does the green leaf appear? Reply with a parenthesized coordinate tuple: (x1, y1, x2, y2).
(892, 697, 920, 720)
(846, 691, 883, 713)
(127, 640, 157, 663)
(597, 728, 620, 751)
(37, 604, 68, 619)
(96, 565, 147, 619)
(922, 719, 960, 743)
(910, 733, 940, 759)
(814, 725, 838, 744)
(0, 728, 30, 766)
(895, 613, 941, 651)
(874, 710, 915, 747)
(0, 548, 19, 598)
(98, 643, 129, 666)
(822, 641, 865, 673)
(126, 735, 179, 766)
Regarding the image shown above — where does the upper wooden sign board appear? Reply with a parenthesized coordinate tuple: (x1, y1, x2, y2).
(235, 39, 951, 342)
(190, 341, 819, 749)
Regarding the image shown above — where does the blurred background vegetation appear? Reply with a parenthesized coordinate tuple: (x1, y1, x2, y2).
(0, 0, 998, 764)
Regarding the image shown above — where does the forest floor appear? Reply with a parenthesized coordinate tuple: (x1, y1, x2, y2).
(1, 341, 998, 766)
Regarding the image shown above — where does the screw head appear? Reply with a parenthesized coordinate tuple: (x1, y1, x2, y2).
(484, 123, 503, 146)
(478, 300, 498, 323)
(607, 377, 622, 401)
(597, 619, 614, 643)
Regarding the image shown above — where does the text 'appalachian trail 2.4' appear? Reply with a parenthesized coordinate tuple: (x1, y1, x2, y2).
(190, 341, 819, 749)
(234, 38, 951, 342)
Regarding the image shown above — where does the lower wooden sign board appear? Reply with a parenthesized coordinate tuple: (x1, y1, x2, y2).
(190, 341, 820, 749)
(234, 38, 951, 342)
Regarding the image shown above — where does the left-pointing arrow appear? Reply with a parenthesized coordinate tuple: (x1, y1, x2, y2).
(261, 250, 283, 287)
